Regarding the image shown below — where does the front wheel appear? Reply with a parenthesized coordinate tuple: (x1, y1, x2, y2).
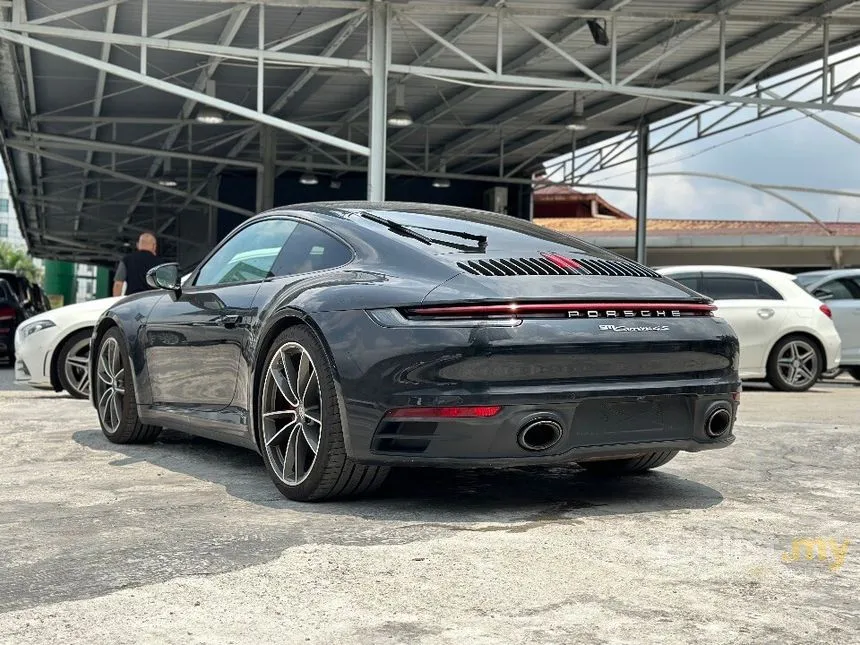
(258, 326, 388, 502)
(766, 335, 821, 392)
(94, 328, 161, 444)
(577, 450, 678, 475)
(57, 329, 92, 399)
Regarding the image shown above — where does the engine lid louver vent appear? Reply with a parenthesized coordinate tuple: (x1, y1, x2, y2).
(457, 254, 659, 279)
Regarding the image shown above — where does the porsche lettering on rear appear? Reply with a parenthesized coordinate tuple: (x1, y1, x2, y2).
(567, 309, 683, 318)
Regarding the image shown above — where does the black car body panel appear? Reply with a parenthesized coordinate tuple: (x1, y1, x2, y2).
(92, 202, 740, 466)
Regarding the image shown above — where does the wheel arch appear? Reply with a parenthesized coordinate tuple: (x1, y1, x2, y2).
(88, 315, 123, 405)
(49, 325, 94, 392)
(248, 310, 348, 454)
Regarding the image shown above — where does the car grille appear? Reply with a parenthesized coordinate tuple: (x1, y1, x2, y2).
(456, 256, 659, 279)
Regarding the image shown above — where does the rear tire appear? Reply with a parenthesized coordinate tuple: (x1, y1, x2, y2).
(577, 450, 678, 475)
(766, 335, 821, 392)
(847, 367, 860, 381)
(94, 328, 161, 444)
(57, 329, 92, 399)
(258, 326, 388, 502)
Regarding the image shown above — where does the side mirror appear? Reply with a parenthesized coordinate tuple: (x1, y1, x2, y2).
(812, 288, 834, 301)
(147, 262, 181, 292)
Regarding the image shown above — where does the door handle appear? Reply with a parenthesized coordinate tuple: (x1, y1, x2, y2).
(757, 308, 775, 319)
(219, 314, 241, 328)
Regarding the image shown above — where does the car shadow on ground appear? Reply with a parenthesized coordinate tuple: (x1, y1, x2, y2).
(73, 428, 724, 523)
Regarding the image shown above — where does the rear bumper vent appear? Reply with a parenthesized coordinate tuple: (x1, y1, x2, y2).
(457, 254, 659, 278)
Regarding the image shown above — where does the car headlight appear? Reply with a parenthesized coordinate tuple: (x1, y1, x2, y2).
(16, 319, 56, 343)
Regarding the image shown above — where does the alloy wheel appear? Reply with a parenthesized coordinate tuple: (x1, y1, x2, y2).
(261, 341, 323, 486)
(776, 339, 818, 388)
(95, 337, 125, 434)
(63, 337, 91, 397)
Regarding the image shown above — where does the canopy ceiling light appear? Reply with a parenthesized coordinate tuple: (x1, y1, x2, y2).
(299, 155, 318, 185)
(330, 178, 342, 189)
(387, 84, 413, 127)
(196, 81, 224, 124)
(432, 163, 451, 188)
(566, 92, 588, 131)
(196, 106, 224, 125)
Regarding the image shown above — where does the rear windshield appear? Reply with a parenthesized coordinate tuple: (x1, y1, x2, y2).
(794, 274, 824, 289)
(352, 207, 618, 258)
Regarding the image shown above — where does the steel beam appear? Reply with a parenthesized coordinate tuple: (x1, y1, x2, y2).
(14, 131, 263, 169)
(6, 143, 254, 217)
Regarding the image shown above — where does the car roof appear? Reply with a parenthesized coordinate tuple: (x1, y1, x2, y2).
(796, 268, 860, 279)
(658, 265, 797, 282)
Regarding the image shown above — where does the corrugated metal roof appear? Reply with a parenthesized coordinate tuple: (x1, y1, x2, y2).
(1, 0, 859, 262)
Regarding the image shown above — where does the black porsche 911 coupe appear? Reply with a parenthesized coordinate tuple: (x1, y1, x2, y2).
(90, 201, 740, 501)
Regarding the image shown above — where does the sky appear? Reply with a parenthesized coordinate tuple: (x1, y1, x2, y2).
(547, 47, 860, 223)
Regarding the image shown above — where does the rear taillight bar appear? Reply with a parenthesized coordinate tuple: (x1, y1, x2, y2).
(405, 302, 716, 318)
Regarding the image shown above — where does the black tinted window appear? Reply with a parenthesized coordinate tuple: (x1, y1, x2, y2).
(755, 280, 783, 300)
(270, 223, 352, 276)
(701, 275, 760, 300)
(671, 275, 700, 291)
(819, 279, 855, 300)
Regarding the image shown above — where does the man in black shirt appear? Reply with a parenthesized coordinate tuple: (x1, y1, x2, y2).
(113, 232, 161, 296)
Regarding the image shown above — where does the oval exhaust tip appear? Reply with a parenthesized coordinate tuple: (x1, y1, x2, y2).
(705, 408, 732, 438)
(517, 419, 563, 451)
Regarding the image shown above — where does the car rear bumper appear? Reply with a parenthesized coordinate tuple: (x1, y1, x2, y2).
(345, 391, 737, 466)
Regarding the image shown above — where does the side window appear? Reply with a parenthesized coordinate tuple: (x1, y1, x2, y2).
(195, 219, 298, 286)
(700, 275, 760, 300)
(844, 278, 860, 298)
(670, 275, 700, 292)
(820, 279, 855, 300)
(754, 279, 783, 300)
(269, 223, 352, 277)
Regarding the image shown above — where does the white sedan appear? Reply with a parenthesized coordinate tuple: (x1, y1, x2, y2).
(659, 265, 841, 392)
(14, 296, 120, 399)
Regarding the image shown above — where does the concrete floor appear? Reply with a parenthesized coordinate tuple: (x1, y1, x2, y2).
(0, 365, 857, 644)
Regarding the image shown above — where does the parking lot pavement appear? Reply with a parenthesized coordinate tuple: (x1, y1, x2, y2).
(0, 374, 857, 644)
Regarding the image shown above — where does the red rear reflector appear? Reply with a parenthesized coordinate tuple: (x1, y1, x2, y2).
(731, 391, 741, 403)
(541, 252, 582, 271)
(408, 302, 716, 317)
(386, 406, 502, 419)
(0, 306, 15, 320)
(820, 303, 832, 319)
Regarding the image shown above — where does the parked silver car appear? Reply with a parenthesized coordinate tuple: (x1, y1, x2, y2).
(794, 269, 860, 381)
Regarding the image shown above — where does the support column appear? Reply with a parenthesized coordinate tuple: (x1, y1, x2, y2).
(635, 123, 650, 265)
(257, 126, 276, 212)
(95, 266, 111, 299)
(42, 260, 77, 308)
(367, 0, 389, 201)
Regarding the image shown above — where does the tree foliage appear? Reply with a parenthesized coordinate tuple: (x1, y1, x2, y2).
(0, 240, 42, 283)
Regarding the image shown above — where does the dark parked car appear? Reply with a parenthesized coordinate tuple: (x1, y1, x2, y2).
(90, 202, 740, 501)
(0, 270, 40, 317)
(0, 278, 27, 362)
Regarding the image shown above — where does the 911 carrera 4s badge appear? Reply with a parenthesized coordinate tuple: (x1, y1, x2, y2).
(598, 324, 670, 332)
